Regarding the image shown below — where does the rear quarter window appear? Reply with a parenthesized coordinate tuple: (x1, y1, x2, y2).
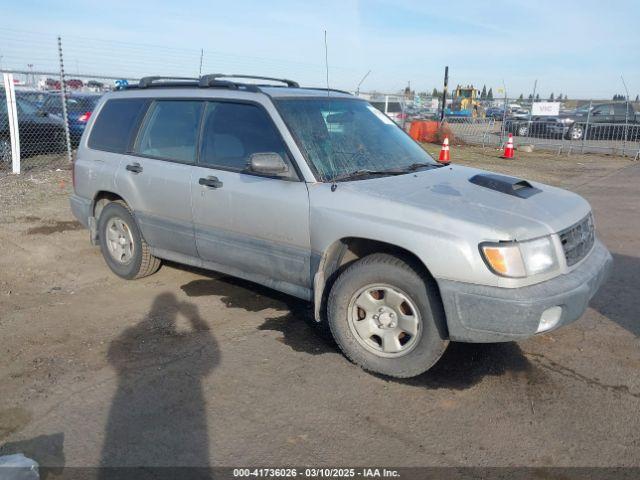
(88, 98, 148, 153)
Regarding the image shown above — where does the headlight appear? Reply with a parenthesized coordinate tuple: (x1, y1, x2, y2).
(480, 236, 558, 278)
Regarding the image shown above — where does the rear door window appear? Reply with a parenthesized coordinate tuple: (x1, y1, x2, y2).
(88, 98, 148, 153)
(134, 100, 203, 164)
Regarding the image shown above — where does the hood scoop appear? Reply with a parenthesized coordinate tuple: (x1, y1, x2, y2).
(468, 173, 541, 199)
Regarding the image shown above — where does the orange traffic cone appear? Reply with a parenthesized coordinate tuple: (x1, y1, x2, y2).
(438, 137, 450, 164)
(502, 133, 515, 159)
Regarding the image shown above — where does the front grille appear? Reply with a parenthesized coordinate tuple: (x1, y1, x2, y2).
(558, 214, 595, 266)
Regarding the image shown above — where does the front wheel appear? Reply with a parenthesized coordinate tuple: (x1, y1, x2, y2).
(517, 125, 529, 136)
(98, 201, 161, 279)
(327, 253, 448, 378)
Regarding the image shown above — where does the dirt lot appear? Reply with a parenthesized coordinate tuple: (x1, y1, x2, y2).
(1, 146, 639, 470)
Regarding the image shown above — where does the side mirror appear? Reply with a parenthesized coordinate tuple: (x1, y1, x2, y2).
(36, 110, 48, 117)
(248, 152, 289, 176)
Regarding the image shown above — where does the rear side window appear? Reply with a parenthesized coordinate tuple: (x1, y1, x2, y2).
(135, 100, 203, 164)
(199, 102, 287, 170)
(88, 99, 148, 153)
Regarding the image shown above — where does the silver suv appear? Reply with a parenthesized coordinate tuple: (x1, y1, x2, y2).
(70, 75, 612, 378)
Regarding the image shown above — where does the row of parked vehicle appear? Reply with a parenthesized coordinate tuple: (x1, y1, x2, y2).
(487, 103, 640, 141)
(0, 90, 102, 165)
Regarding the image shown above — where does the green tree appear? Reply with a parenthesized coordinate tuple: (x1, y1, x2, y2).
(432, 88, 438, 98)
(518, 93, 524, 100)
(636, 94, 639, 102)
(487, 88, 493, 100)
(557, 93, 563, 101)
(480, 85, 487, 100)
(549, 92, 554, 101)
(535, 93, 540, 101)
(528, 94, 533, 101)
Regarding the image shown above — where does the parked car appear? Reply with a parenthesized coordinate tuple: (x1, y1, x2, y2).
(546, 102, 640, 140)
(70, 74, 612, 378)
(369, 98, 406, 125)
(15, 89, 50, 109)
(41, 92, 102, 146)
(485, 107, 505, 119)
(1, 96, 66, 166)
(504, 116, 558, 137)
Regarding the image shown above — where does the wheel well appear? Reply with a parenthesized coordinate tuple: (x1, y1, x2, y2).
(316, 237, 448, 337)
(93, 191, 125, 220)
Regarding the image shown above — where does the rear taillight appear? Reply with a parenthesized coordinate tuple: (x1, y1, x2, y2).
(78, 111, 92, 122)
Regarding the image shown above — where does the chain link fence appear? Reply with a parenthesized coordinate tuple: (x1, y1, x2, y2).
(0, 70, 137, 174)
(399, 96, 640, 159)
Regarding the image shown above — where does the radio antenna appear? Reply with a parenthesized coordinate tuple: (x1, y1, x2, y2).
(324, 29, 339, 191)
(324, 30, 330, 96)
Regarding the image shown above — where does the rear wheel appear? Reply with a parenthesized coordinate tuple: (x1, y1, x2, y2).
(567, 124, 584, 140)
(327, 253, 448, 378)
(98, 201, 160, 279)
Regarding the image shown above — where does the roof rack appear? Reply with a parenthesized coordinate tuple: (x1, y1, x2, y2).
(137, 76, 199, 88)
(199, 74, 299, 88)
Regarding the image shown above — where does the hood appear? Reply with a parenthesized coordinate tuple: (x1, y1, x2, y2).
(338, 164, 591, 240)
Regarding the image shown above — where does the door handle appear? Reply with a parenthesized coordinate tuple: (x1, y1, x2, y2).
(199, 176, 223, 189)
(126, 163, 143, 174)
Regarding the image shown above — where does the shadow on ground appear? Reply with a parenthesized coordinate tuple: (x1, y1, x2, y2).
(180, 272, 533, 390)
(590, 252, 640, 336)
(100, 292, 219, 472)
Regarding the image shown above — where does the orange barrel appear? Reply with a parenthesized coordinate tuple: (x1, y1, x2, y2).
(409, 121, 439, 143)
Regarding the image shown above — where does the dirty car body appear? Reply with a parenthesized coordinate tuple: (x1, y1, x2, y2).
(70, 75, 612, 378)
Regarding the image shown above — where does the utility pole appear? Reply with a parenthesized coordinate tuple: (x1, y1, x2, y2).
(440, 65, 448, 121)
(527, 79, 537, 125)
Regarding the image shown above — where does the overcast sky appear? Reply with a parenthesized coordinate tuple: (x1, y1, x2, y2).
(3, 0, 639, 98)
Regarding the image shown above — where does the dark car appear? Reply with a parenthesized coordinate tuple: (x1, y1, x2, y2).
(41, 92, 102, 146)
(16, 90, 50, 109)
(503, 115, 558, 138)
(485, 107, 505, 119)
(1, 97, 66, 166)
(546, 102, 640, 140)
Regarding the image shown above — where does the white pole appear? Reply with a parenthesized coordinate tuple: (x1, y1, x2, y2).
(3, 72, 20, 174)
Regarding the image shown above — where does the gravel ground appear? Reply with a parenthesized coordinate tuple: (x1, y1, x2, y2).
(0, 148, 638, 472)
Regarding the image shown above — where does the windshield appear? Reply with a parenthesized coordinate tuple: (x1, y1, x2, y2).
(276, 98, 436, 181)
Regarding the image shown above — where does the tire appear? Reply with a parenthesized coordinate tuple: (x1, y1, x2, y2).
(98, 200, 160, 279)
(327, 253, 448, 378)
(567, 124, 584, 141)
(517, 125, 529, 136)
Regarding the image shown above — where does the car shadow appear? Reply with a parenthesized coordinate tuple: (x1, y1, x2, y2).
(99, 292, 219, 474)
(179, 271, 532, 390)
(590, 252, 640, 337)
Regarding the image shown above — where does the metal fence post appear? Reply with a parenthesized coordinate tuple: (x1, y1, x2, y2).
(57, 36, 73, 164)
(2, 72, 21, 174)
(581, 100, 592, 154)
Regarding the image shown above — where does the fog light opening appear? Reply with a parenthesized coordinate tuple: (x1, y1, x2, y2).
(537, 306, 563, 333)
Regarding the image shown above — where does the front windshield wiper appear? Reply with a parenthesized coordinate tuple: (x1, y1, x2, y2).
(329, 169, 398, 182)
(387, 162, 444, 173)
(329, 163, 443, 183)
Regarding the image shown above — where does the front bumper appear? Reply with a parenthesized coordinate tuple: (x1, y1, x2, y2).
(438, 239, 612, 342)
